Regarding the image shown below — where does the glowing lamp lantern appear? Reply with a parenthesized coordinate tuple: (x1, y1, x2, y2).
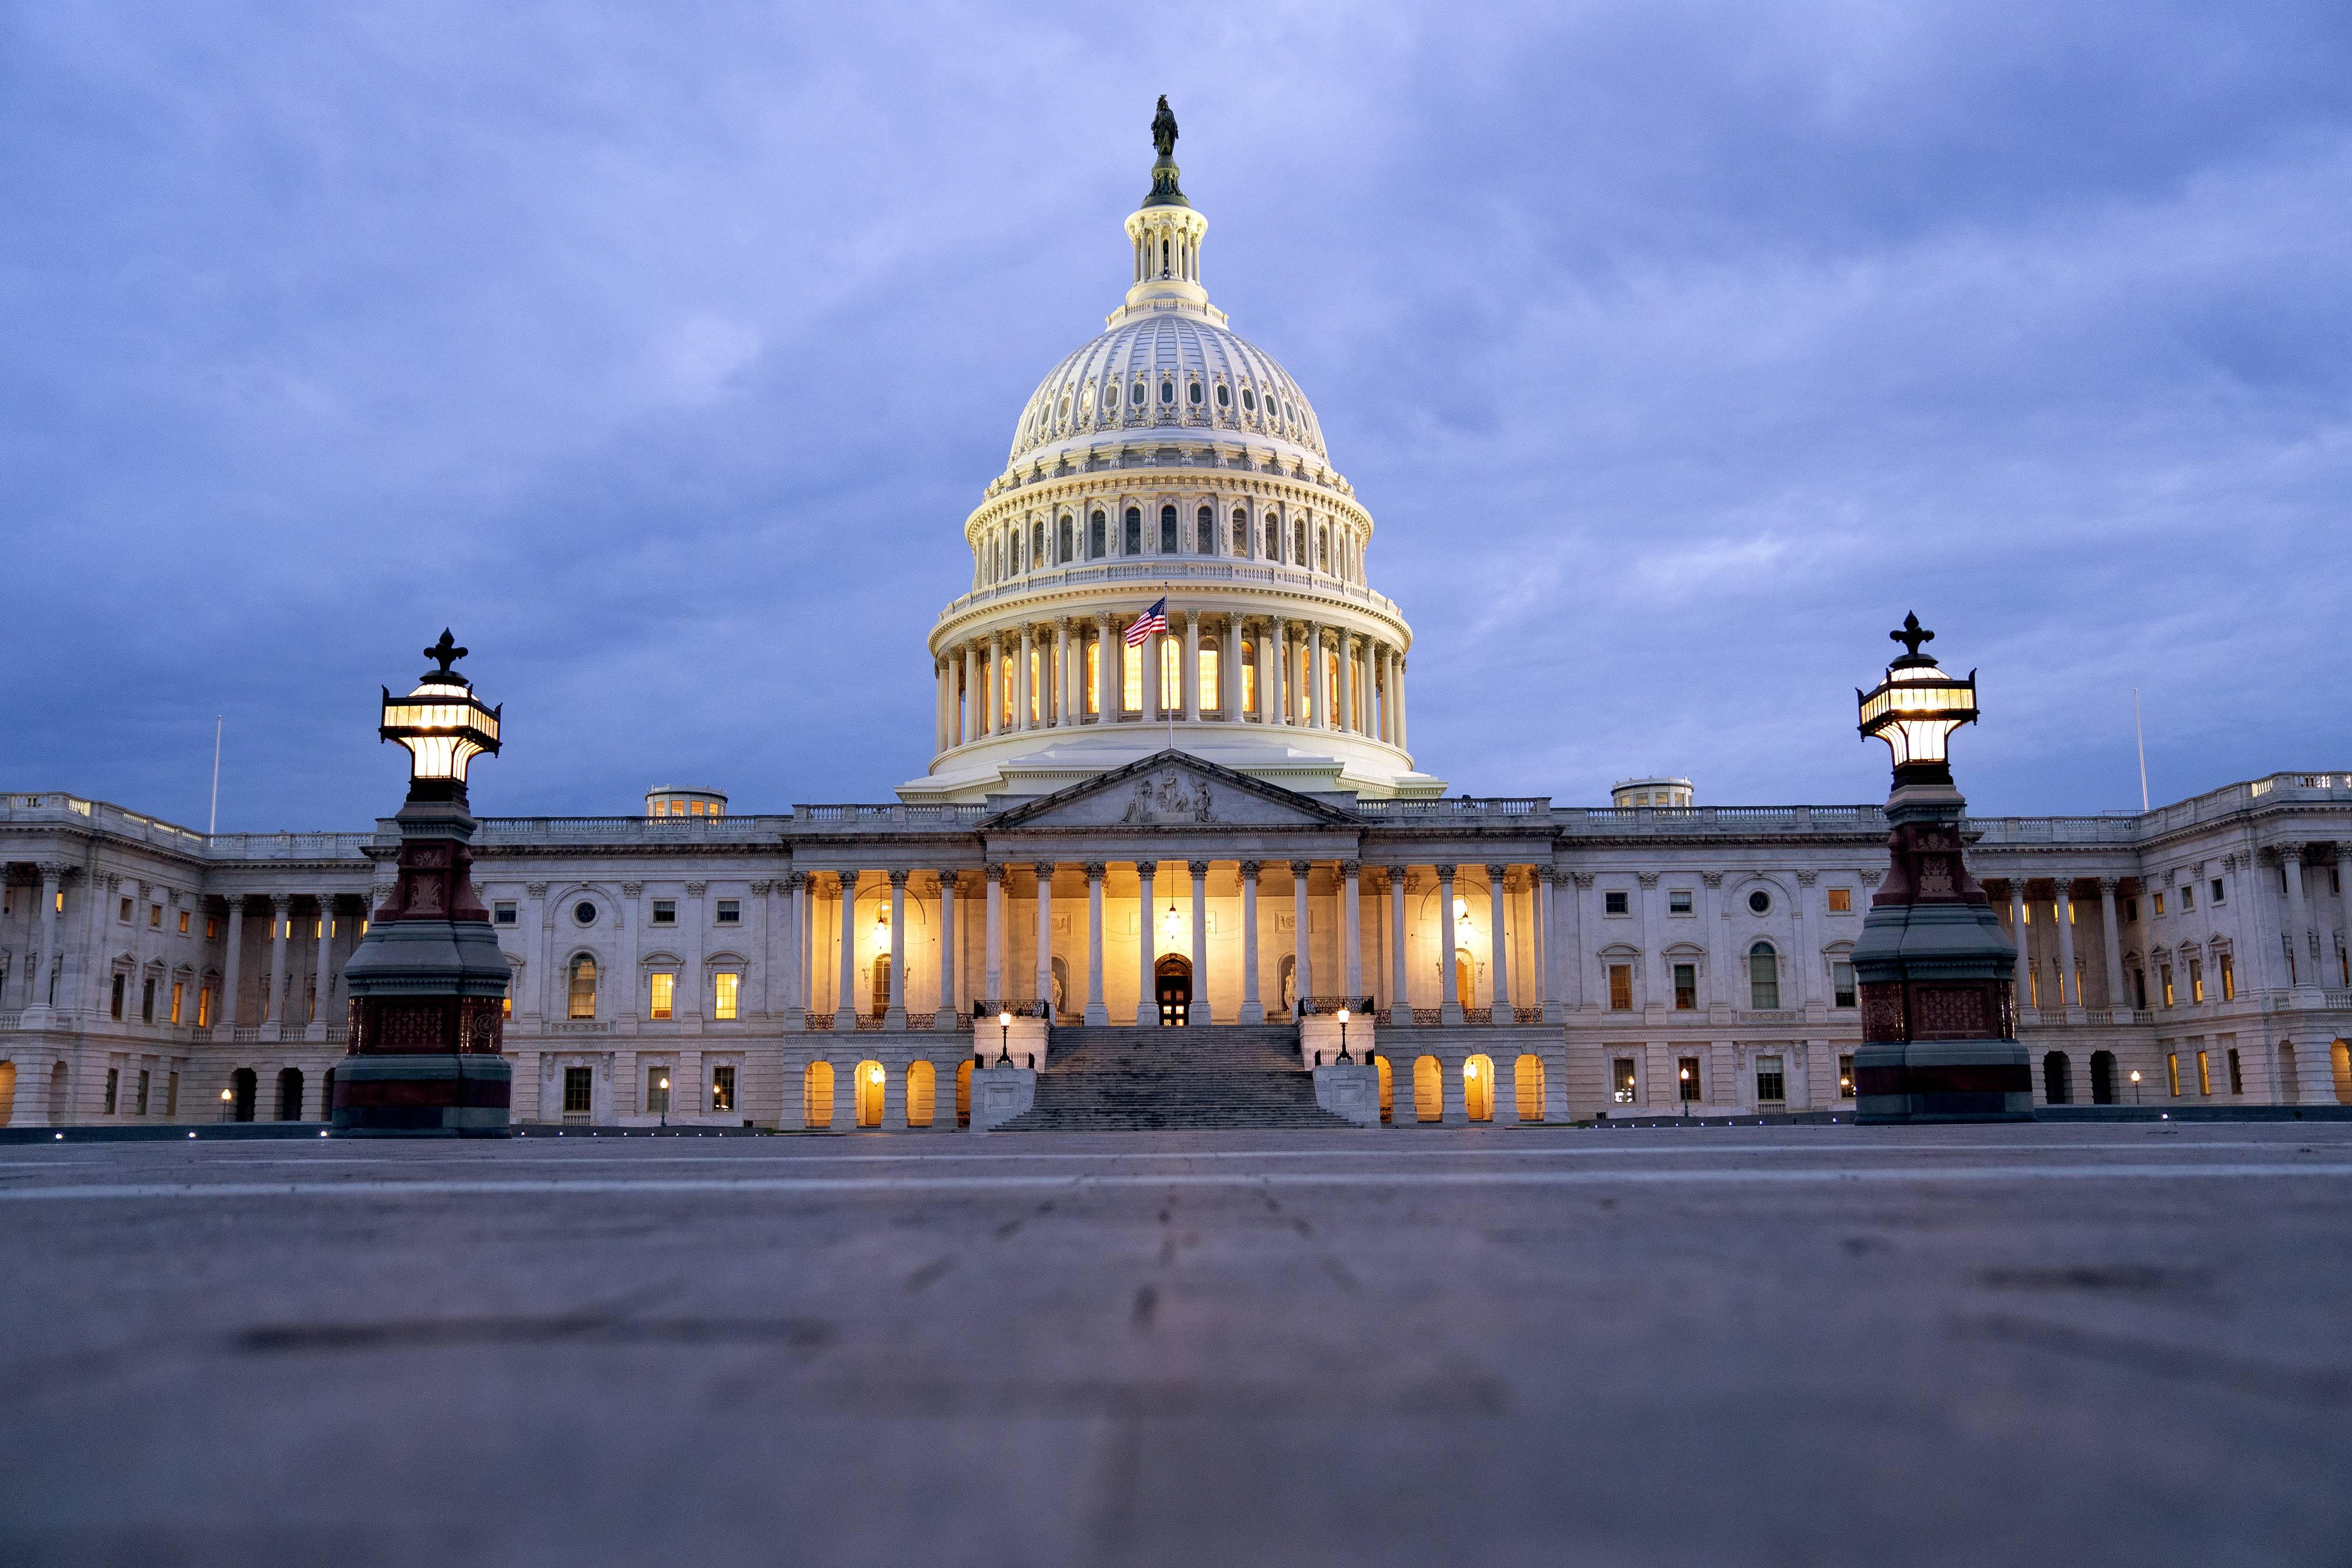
(1161, 897, 1182, 951)
(873, 906, 892, 955)
(1856, 613, 1976, 789)
(380, 630, 502, 794)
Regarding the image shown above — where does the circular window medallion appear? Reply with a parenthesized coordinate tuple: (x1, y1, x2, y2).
(573, 900, 597, 926)
(1747, 890, 1772, 915)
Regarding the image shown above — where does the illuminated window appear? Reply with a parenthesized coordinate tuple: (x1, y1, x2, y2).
(196, 985, 212, 1028)
(1605, 891, 1629, 915)
(2195, 1048, 2211, 1095)
(563, 1066, 592, 1115)
(1031, 644, 1044, 722)
(2153, 891, 2166, 917)
(2166, 1052, 2180, 1096)
(1612, 1058, 1637, 1103)
(1678, 1057, 1702, 1103)
(1084, 635, 1100, 715)
(2160, 965, 2174, 1008)
(1159, 633, 1181, 713)
(1608, 964, 1633, 1011)
(1828, 887, 1852, 913)
(1748, 942, 1779, 1009)
(1838, 1053, 1856, 1098)
(649, 972, 674, 1020)
(2189, 959, 2203, 1004)
(1833, 960, 1856, 1008)
(1122, 637, 1143, 714)
(177, 910, 189, 934)
(568, 957, 598, 1019)
(1672, 963, 1696, 1009)
(1241, 640, 1257, 716)
(205, 915, 218, 940)
(169, 981, 184, 1025)
(2219, 952, 2235, 999)
(55, 889, 64, 914)
(1668, 890, 1692, 915)
(714, 972, 740, 1021)
(1198, 637, 1221, 713)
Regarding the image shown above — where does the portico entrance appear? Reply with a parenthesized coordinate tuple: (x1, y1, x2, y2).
(1156, 954, 1192, 1026)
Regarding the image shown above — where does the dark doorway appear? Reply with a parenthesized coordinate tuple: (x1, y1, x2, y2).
(276, 1067, 305, 1121)
(2090, 1050, 2116, 1105)
(2042, 1051, 2072, 1105)
(231, 1067, 257, 1122)
(1155, 954, 1192, 1026)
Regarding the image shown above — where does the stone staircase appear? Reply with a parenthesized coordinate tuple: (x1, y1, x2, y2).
(990, 1024, 1358, 1132)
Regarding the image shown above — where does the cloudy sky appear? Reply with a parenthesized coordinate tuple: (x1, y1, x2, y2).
(5, 4, 2347, 829)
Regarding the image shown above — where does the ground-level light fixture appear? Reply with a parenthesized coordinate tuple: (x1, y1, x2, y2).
(997, 1009, 1013, 1066)
(658, 1073, 670, 1129)
(1336, 1006, 1351, 1064)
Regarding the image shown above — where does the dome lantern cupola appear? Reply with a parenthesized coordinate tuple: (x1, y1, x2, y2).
(1118, 96, 1215, 322)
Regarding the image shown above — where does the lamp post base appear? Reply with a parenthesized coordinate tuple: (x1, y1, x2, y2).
(330, 1054, 513, 1138)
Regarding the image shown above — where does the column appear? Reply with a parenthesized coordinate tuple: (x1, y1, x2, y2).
(1058, 619, 1077, 726)
(681, 882, 707, 1024)
(2281, 847, 2314, 989)
(934, 658, 948, 752)
(1033, 862, 1055, 1015)
(1487, 866, 1511, 1019)
(2053, 878, 2080, 1014)
(1639, 872, 1665, 1009)
(1188, 860, 1210, 1024)
(984, 864, 1005, 1005)
(1794, 870, 1819, 1014)
(313, 894, 335, 1032)
(834, 872, 859, 1029)
(1382, 647, 1398, 743)
(1222, 612, 1241, 718)
(786, 871, 808, 1029)
(1342, 861, 1363, 1001)
(935, 872, 959, 1029)
(1135, 860, 1158, 1026)
(1337, 632, 1355, 734)
(266, 894, 290, 1032)
(1145, 619, 1163, 722)
(1541, 869, 1565, 1022)
(1395, 656, 1408, 751)
(2005, 880, 2030, 1012)
(961, 643, 978, 744)
(1437, 864, 1462, 1024)
(2098, 877, 2126, 1012)
(1290, 860, 1315, 1013)
(2337, 844, 2352, 986)
(746, 879, 771, 1018)
(1183, 613, 1201, 723)
(886, 870, 908, 1029)
(1240, 861, 1264, 1024)
(1388, 868, 1410, 1024)
(1271, 618, 1290, 726)
(1570, 872, 1592, 1010)
(1085, 863, 1108, 1024)
(215, 896, 243, 1028)
(1306, 625, 1325, 729)
(1017, 624, 1034, 731)
(1095, 613, 1115, 721)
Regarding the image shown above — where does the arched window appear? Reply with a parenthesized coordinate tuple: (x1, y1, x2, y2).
(567, 955, 597, 1019)
(1294, 527, 1307, 567)
(1058, 391, 1071, 421)
(1030, 520, 1044, 564)
(1090, 510, 1107, 557)
(1240, 638, 1257, 717)
(1318, 525, 1329, 571)
(956, 1058, 973, 1128)
(1215, 383, 1230, 409)
(1102, 384, 1117, 413)
(1131, 380, 1146, 407)
(1123, 507, 1142, 554)
(1058, 516, 1073, 562)
(1159, 505, 1178, 552)
(1748, 942, 1780, 1010)
(1160, 238, 1170, 275)
(854, 1059, 886, 1127)
(1375, 1054, 1392, 1122)
(1464, 1055, 1494, 1122)
(1242, 386, 1257, 414)
(1198, 635, 1221, 714)
(1264, 519, 1280, 559)
(1232, 507, 1248, 556)
(1187, 380, 1202, 406)
(1196, 506, 1214, 553)
(1159, 379, 1174, 406)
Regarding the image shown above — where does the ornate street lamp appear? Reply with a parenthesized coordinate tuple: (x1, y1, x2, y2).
(996, 1009, 1013, 1067)
(1850, 615, 2030, 1124)
(1335, 1007, 1352, 1064)
(332, 631, 514, 1136)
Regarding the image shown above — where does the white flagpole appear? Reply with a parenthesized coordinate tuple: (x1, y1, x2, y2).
(208, 716, 223, 835)
(2132, 689, 2150, 812)
(1164, 584, 1175, 754)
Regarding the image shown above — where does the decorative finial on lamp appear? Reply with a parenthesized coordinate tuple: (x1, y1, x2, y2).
(1889, 613, 1935, 663)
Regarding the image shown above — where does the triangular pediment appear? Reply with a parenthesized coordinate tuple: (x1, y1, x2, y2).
(981, 750, 1358, 831)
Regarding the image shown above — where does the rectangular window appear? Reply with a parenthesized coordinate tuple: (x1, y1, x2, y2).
(714, 972, 740, 1021)
(2227, 1047, 2243, 1095)
(177, 910, 189, 935)
(649, 972, 675, 1021)
(169, 981, 184, 1025)
(205, 915, 218, 940)
(1755, 1055, 1785, 1106)
(1827, 887, 1853, 914)
(1672, 962, 1697, 1010)
(103, 1068, 119, 1115)
(1198, 642, 1221, 714)
(135, 1069, 150, 1116)
(1608, 964, 1633, 1011)
(2180, 884, 2194, 911)
(2160, 966, 2174, 1008)
(1241, 644, 1257, 717)
(1604, 890, 1629, 915)
(1677, 1057, 1702, 1104)
(2166, 1052, 2181, 1096)
(2195, 1048, 2211, 1096)
(118, 897, 132, 923)
(196, 985, 212, 1028)
(1611, 1058, 1637, 1104)
(141, 978, 156, 1023)
(1122, 638, 1143, 714)
(1749, 950, 1779, 1011)
(1838, 1052, 1856, 1099)
(2153, 891, 2166, 917)
(711, 1065, 737, 1113)
(716, 899, 740, 925)
(111, 973, 125, 1020)
(1833, 961, 1856, 1008)
(563, 1066, 593, 1115)
(2133, 968, 2147, 1010)
(1123, 510, 1141, 554)
(2189, 960, 2203, 1004)
(493, 901, 517, 925)
(652, 900, 676, 925)
(149, 905, 161, 928)
(1085, 636, 1101, 715)
(2123, 897, 2138, 923)
(1159, 632, 1181, 714)
(2220, 952, 2235, 1000)
(1668, 890, 1692, 915)
(2210, 878, 2226, 905)
(166, 1072, 178, 1118)
(646, 1065, 670, 1114)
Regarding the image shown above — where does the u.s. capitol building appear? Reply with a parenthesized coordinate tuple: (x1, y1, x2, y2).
(6, 115, 2350, 1131)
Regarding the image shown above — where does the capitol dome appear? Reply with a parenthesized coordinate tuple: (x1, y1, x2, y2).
(900, 105, 1444, 806)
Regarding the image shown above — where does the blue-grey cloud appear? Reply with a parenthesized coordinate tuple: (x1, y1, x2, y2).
(4, 3, 2347, 828)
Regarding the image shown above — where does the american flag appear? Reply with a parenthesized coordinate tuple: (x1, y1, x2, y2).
(1124, 597, 1168, 647)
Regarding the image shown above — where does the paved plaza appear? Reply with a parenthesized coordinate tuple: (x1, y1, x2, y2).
(3, 1123, 2349, 1566)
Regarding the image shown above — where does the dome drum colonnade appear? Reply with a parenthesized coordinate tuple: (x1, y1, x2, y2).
(906, 100, 1435, 804)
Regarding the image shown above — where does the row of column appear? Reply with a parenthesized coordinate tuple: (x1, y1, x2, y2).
(934, 610, 1406, 752)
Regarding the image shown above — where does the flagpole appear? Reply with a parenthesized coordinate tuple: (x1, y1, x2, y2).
(208, 716, 222, 835)
(1165, 581, 1175, 754)
(2132, 688, 2150, 812)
